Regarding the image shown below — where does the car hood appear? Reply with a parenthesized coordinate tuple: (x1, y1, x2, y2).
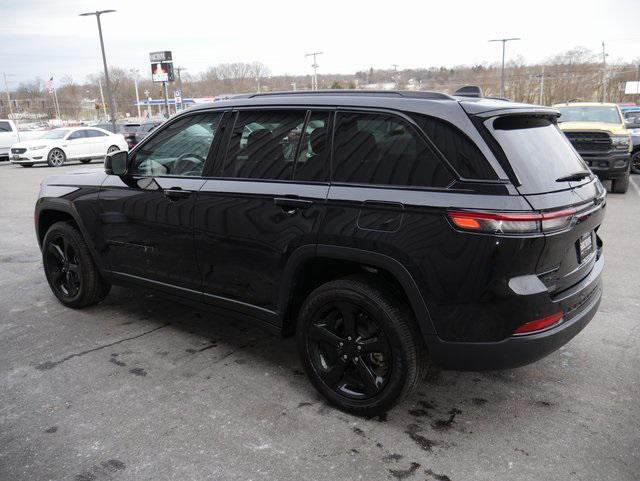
(558, 121, 628, 134)
(11, 137, 51, 148)
(42, 169, 107, 187)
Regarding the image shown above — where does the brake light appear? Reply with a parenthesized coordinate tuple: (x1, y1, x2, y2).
(448, 208, 576, 234)
(513, 311, 564, 335)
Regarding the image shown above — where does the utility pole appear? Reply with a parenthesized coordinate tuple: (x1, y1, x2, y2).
(174, 67, 186, 110)
(392, 64, 399, 88)
(80, 10, 117, 133)
(130, 69, 141, 118)
(489, 37, 520, 98)
(3, 73, 13, 117)
(601, 41, 608, 103)
(305, 51, 323, 90)
(534, 67, 546, 105)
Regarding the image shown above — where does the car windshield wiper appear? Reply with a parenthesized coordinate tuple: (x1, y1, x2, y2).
(556, 171, 592, 182)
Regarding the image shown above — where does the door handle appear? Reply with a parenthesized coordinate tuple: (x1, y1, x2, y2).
(163, 188, 192, 201)
(273, 197, 313, 211)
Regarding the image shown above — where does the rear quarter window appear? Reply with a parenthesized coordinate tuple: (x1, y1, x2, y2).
(411, 114, 498, 180)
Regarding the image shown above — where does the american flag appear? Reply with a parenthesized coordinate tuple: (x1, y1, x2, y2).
(45, 76, 54, 94)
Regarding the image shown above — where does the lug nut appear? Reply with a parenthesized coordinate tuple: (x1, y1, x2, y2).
(339, 342, 344, 347)
(342, 355, 348, 361)
(357, 345, 361, 351)
(347, 336, 352, 341)
(353, 357, 359, 363)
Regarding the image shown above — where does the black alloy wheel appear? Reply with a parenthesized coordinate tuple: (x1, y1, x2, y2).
(307, 301, 393, 400)
(44, 232, 82, 300)
(297, 277, 425, 416)
(42, 221, 111, 308)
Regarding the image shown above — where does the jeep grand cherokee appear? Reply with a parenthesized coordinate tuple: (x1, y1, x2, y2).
(35, 89, 605, 415)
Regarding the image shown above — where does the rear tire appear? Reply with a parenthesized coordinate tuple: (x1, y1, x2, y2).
(612, 174, 629, 194)
(296, 276, 426, 416)
(42, 221, 111, 308)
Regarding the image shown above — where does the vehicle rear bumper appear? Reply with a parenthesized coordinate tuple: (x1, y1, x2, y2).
(426, 254, 604, 371)
(581, 151, 629, 179)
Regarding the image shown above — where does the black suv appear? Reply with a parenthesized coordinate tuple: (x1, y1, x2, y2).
(35, 90, 605, 415)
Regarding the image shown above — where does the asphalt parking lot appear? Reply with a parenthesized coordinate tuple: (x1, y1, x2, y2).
(0, 160, 638, 481)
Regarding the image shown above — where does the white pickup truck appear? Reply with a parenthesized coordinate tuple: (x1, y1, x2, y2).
(0, 119, 47, 160)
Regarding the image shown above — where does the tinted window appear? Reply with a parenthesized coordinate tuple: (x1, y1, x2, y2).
(68, 130, 87, 140)
(86, 129, 107, 138)
(333, 112, 454, 187)
(0, 121, 11, 132)
(133, 112, 222, 177)
(488, 116, 588, 193)
(411, 114, 498, 180)
(294, 111, 331, 182)
(224, 110, 307, 180)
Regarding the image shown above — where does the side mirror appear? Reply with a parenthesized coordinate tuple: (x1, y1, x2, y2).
(105, 150, 129, 176)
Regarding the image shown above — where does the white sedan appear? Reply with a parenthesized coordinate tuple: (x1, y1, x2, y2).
(9, 127, 128, 167)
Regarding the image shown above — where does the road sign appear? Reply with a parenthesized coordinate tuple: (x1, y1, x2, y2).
(174, 90, 182, 104)
(149, 51, 172, 63)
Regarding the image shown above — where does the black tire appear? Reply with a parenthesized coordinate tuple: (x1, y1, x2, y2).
(80, 159, 92, 164)
(42, 221, 111, 308)
(107, 145, 120, 154)
(20, 163, 34, 167)
(47, 148, 66, 167)
(612, 174, 630, 194)
(631, 151, 640, 174)
(297, 276, 426, 416)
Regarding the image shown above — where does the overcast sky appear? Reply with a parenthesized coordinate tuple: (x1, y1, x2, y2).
(1, 0, 639, 87)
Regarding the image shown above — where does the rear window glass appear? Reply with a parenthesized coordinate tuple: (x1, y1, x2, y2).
(488, 116, 589, 193)
(0, 121, 11, 132)
(411, 114, 498, 180)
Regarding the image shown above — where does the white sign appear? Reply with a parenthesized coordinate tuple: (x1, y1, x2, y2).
(625, 81, 640, 95)
(174, 90, 182, 104)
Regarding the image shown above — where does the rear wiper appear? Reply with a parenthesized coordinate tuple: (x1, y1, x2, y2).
(556, 171, 591, 182)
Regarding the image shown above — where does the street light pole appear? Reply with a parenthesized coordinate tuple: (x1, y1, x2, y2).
(489, 37, 520, 98)
(80, 10, 117, 133)
(130, 69, 141, 118)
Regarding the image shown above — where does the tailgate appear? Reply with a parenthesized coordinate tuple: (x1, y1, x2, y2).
(524, 179, 606, 293)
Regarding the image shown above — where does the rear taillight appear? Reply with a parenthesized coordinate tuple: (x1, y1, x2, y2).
(513, 311, 564, 335)
(448, 208, 576, 234)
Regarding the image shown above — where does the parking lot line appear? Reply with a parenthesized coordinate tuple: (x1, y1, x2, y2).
(629, 175, 640, 196)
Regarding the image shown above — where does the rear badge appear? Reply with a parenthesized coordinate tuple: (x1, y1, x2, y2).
(577, 232, 593, 263)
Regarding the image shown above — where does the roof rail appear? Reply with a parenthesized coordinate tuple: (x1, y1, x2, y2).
(247, 89, 453, 100)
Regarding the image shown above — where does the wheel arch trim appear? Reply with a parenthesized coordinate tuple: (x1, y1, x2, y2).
(278, 244, 436, 337)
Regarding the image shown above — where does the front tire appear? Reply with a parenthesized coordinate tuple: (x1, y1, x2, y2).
(297, 276, 425, 416)
(47, 148, 66, 167)
(612, 173, 629, 194)
(42, 221, 111, 308)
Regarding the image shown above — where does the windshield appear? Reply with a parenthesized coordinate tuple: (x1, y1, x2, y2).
(488, 116, 589, 194)
(556, 105, 622, 124)
(41, 129, 70, 140)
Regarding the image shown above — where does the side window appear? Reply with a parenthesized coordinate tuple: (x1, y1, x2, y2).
(87, 129, 107, 138)
(223, 110, 307, 180)
(133, 112, 222, 177)
(0, 121, 11, 132)
(68, 130, 87, 140)
(332, 112, 454, 188)
(294, 111, 331, 182)
(410, 114, 498, 180)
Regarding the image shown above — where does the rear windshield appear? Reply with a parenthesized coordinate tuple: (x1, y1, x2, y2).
(556, 105, 622, 124)
(488, 116, 589, 193)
